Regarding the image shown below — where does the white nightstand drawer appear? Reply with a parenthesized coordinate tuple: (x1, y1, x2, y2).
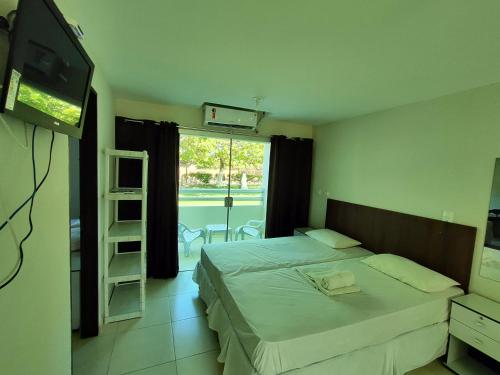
(452, 303, 500, 342)
(450, 319, 500, 362)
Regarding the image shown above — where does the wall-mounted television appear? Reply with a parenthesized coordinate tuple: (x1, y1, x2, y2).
(1, 0, 94, 139)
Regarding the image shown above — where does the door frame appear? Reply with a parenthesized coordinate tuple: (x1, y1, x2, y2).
(79, 88, 99, 338)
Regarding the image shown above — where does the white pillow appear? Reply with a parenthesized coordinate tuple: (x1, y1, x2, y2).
(305, 229, 361, 249)
(362, 254, 460, 292)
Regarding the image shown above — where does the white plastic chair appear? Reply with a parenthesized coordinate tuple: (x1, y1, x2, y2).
(235, 220, 265, 241)
(178, 223, 206, 256)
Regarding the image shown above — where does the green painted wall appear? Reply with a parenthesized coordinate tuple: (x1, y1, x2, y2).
(0, 123, 72, 375)
(115, 97, 314, 139)
(310, 82, 500, 302)
(0, 1, 115, 374)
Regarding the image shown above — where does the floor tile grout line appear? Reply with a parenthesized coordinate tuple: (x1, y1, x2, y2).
(147, 292, 200, 299)
(113, 321, 174, 334)
(148, 291, 199, 299)
(117, 358, 177, 375)
(76, 271, 210, 375)
(166, 290, 201, 298)
(170, 320, 179, 365)
(109, 311, 207, 335)
(106, 326, 120, 375)
(169, 290, 199, 297)
(72, 332, 118, 372)
(74, 328, 217, 372)
(103, 311, 207, 336)
(175, 348, 220, 362)
(171, 313, 206, 324)
(106, 324, 177, 375)
(171, 316, 219, 361)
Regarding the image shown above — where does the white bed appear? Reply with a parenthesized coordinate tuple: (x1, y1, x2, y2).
(196, 235, 373, 294)
(195, 258, 463, 375)
(192, 197, 476, 375)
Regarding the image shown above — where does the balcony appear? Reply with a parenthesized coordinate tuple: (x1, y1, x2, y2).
(178, 187, 266, 270)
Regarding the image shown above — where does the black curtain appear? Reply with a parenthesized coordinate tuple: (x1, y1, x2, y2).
(265, 135, 313, 238)
(115, 116, 179, 278)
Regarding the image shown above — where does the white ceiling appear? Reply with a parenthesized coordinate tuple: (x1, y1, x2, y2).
(69, 0, 500, 124)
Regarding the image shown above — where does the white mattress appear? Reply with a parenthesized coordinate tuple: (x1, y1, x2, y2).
(209, 298, 449, 375)
(199, 236, 373, 293)
(218, 258, 463, 375)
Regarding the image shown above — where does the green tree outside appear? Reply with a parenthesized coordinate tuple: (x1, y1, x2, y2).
(179, 135, 265, 188)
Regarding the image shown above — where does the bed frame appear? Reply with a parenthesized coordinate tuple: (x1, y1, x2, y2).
(325, 199, 477, 290)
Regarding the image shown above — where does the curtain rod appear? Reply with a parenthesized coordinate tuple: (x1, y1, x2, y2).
(123, 118, 269, 140)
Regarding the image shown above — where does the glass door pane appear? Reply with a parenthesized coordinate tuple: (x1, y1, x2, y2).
(178, 133, 271, 270)
(178, 134, 231, 270)
(228, 139, 270, 242)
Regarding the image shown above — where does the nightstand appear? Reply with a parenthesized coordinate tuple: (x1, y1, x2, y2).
(294, 227, 314, 236)
(445, 294, 500, 374)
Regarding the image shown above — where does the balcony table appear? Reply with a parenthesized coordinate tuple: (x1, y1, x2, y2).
(205, 224, 233, 243)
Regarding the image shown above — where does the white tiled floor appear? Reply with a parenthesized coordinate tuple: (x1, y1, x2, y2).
(72, 270, 454, 375)
(72, 271, 221, 375)
(178, 236, 233, 271)
(178, 247, 201, 272)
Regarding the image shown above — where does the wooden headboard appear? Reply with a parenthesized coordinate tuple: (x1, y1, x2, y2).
(325, 199, 477, 290)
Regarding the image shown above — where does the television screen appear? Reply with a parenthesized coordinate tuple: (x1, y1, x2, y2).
(1, 0, 94, 138)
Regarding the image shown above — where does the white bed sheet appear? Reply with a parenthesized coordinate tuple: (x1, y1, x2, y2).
(199, 236, 372, 293)
(195, 263, 450, 375)
(217, 258, 463, 375)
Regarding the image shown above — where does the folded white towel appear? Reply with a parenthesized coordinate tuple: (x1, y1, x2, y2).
(319, 284, 361, 296)
(296, 268, 360, 296)
(308, 270, 356, 290)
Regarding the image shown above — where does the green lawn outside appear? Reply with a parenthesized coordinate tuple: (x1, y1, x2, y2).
(179, 187, 264, 207)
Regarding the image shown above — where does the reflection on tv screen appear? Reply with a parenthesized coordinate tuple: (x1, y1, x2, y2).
(17, 83, 81, 126)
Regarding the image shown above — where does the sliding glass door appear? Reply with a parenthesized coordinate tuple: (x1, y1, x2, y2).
(227, 139, 269, 242)
(178, 133, 270, 270)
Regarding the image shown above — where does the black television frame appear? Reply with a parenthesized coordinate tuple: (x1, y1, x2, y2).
(0, 0, 95, 139)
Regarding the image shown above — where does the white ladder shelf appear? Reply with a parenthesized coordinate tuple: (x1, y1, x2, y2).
(103, 148, 148, 323)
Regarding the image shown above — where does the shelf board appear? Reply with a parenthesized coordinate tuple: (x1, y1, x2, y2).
(106, 188, 143, 201)
(445, 356, 498, 375)
(108, 252, 143, 282)
(106, 149, 148, 159)
(107, 282, 143, 323)
(108, 221, 142, 242)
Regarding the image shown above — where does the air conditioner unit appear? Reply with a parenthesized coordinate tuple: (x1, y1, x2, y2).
(202, 103, 264, 132)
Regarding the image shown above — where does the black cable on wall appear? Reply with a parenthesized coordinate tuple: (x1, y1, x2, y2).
(0, 125, 55, 290)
